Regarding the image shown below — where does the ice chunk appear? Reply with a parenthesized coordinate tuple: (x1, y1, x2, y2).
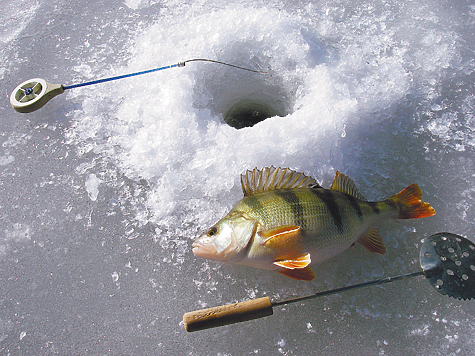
(85, 173, 102, 201)
(0, 155, 14, 165)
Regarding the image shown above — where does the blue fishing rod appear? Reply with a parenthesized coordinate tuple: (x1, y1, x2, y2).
(10, 59, 266, 113)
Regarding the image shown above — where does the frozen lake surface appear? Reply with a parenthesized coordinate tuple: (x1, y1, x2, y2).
(1, 0, 475, 354)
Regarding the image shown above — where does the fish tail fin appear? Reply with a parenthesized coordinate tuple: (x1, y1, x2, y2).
(389, 183, 436, 219)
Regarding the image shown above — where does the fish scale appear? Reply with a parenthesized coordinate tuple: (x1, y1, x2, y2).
(193, 167, 436, 280)
(240, 188, 376, 241)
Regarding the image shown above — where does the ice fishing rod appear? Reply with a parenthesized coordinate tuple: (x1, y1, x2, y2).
(10, 59, 266, 113)
(183, 232, 475, 332)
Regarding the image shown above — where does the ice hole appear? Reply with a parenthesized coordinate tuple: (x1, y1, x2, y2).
(192, 46, 294, 129)
(224, 98, 284, 129)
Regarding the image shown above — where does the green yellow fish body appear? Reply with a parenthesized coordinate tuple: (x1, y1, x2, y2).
(193, 167, 436, 280)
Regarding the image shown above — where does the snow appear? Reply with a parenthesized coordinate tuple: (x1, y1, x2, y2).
(1, 0, 475, 355)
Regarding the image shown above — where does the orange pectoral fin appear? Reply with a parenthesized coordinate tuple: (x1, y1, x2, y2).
(261, 227, 314, 280)
(277, 266, 315, 281)
(358, 227, 386, 254)
(260, 226, 302, 248)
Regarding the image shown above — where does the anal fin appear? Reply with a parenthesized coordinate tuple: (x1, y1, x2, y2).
(358, 227, 386, 254)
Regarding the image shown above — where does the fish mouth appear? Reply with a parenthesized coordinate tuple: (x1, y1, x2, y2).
(192, 240, 218, 258)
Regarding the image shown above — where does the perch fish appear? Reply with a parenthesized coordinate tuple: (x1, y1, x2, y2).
(192, 167, 436, 280)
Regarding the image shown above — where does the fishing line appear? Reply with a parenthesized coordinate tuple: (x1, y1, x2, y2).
(10, 58, 266, 113)
(63, 59, 265, 90)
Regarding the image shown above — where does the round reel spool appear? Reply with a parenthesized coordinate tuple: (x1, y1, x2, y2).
(10, 78, 64, 113)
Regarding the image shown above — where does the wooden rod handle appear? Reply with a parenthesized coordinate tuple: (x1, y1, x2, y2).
(183, 296, 273, 332)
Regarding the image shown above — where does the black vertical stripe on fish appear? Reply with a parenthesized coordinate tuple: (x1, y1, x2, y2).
(275, 190, 305, 228)
(310, 189, 344, 233)
(243, 195, 268, 223)
(386, 199, 397, 210)
(368, 202, 380, 214)
(342, 193, 363, 221)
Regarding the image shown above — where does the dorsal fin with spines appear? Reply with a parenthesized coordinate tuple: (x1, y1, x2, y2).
(240, 166, 321, 196)
(330, 171, 366, 200)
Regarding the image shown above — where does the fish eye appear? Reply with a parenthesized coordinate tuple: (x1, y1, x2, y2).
(207, 227, 218, 237)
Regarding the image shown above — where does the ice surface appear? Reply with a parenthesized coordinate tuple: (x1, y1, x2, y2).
(1, 0, 475, 355)
(0, 0, 40, 80)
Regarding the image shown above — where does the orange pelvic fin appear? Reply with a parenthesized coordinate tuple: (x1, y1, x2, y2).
(277, 266, 315, 281)
(274, 253, 312, 269)
(358, 227, 386, 254)
(390, 183, 436, 219)
(275, 254, 314, 280)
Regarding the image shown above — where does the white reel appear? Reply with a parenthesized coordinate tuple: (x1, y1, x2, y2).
(10, 78, 64, 113)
